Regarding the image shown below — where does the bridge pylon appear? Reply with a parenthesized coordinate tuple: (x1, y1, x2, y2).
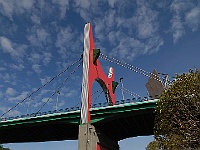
(80, 23, 118, 124)
(79, 23, 119, 150)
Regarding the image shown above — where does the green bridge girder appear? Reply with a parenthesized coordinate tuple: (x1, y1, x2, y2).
(0, 99, 158, 143)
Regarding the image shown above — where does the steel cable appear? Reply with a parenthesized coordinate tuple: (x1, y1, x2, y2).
(36, 61, 82, 114)
(1, 57, 83, 118)
(99, 53, 164, 83)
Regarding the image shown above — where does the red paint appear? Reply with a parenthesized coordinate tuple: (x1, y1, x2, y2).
(87, 24, 116, 123)
(97, 143, 110, 150)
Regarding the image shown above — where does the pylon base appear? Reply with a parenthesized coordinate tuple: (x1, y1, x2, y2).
(78, 124, 119, 150)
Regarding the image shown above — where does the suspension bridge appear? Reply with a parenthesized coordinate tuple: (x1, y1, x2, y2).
(0, 23, 170, 150)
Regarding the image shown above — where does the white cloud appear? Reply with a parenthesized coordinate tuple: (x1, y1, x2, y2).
(0, 106, 21, 117)
(27, 27, 50, 47)
(55, 26, 81, 59)
(43, 52, 52, 66)
(74, 0, 91, 10)
(65, 89, 78, 98)
(107, 0, 117, 8)
(52, 0, 70, 19)
(36, 28, 49, 43)
(32, 64, 42, 74)
(10, 63, 25, 71)
(171, 15, 185, 43)
(0, 73, 11, 83)
(169, 0, 199, 43)
(0, 0, 15, 18)
(30, 14, 41, 24)
(0, 67, 6, 71)
(0, 91, 3, 99)
(185, 6, 200, 31)
(28, 52, 42, 64)
(0, 72, 17, 85)
(0, 36, 14, 53)
(40, 76, 52, 85)
(0, 36, 27, 62)
(170, 1, 186, 43)
(6, 87, 17, 96)
(0, 0, 35, 18)
(134, 0, 159, 39)
(42, 97, 49, 103)
(8, 91, 29, 102)
(92, 0, 163, 60)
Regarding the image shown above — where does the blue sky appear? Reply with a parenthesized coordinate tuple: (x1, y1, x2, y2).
(0, 0, 200, 149)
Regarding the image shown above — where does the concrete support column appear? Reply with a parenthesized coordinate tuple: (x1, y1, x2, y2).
(78, 124, 119, 150)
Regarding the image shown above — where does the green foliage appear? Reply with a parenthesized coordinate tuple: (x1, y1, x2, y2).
(147, 70, 200, 150)
(146, 140, 161, 150)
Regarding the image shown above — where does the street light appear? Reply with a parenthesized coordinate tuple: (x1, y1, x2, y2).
(27, 98, 34, 115)
(120, 77, 125, 100)
(56, 91, 60, 112)
(158, 72, 170, 89)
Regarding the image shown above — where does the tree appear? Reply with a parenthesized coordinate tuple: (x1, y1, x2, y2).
(147, 70, 200, 150)
(0, 145, 10, 150)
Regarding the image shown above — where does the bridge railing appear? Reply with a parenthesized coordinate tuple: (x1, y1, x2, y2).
(0, 97, 153, 122)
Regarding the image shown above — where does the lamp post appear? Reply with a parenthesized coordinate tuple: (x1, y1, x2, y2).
(27, 98, 34, 115)
(120, 77, 125, 100)
(158, 72, 169, 89)
(56, 91, 60, 112)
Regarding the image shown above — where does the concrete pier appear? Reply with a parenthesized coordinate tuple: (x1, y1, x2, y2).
(78, 124, 119, 150)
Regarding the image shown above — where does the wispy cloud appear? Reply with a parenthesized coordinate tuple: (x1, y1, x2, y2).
(0, 106, 21, 117)
(40, 76, 52, 85)
(6, 87, 17, 96)
(10, 63, 25, 71)
(27, 26, 50, 47)
(28, 52, 42, 63)
(170, 1, 187, 43)
(8, 91, 29, 102)
(0, 36, 27, 62)
(91, 0, 163, 61)
(0, 72, 17, 85)
(52, 0, 70, 19)
(185, 6, 200, 31)
(0, 0, 35, 19)
(43, 52, 52, 66)
(32, 64, 42, 74)
(170, 0, 200, 43)
(170, 15, 185, 43)
(0, 36, 14, 52)
(134, 0, 159, 39)
(55, 26, 82, 59)
(30, 14, 41, 24)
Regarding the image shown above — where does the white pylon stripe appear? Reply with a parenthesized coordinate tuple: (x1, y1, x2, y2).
(81, 23, 90, 124)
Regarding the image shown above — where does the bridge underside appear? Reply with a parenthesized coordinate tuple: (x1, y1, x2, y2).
(0, 121, 79, 143)
(0, 107, 155, 144)
(95, 108, 155, 142)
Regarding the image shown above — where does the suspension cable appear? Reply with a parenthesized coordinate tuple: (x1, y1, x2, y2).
(36, 61, 82, 114)
(92, 89, 102, 96)
(99, 53, 165, 83)
(117, 85, 143, 98)
(1, 57, 83, 118)
(93, 90, 104, 104)
(73, 89, 104, 109)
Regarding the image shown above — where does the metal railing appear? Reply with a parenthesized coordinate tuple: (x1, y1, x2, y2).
(0, 97, 154, 122)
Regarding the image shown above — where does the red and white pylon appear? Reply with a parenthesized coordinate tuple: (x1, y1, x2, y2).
(81, 23, 117, 124)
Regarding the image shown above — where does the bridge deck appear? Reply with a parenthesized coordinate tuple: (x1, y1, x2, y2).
(0, 99, 158, 143)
